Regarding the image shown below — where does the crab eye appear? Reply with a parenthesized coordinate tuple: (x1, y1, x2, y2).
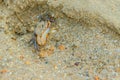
(34, 32, 37, 37)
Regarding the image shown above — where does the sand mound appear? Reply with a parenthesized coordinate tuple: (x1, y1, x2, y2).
(2, 0, 120, 35)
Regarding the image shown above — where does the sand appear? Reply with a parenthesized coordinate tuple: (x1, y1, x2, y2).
(0, 0, 120, 80)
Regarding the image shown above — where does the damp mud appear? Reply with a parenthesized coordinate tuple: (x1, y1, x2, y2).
(0, 0, 120, 80)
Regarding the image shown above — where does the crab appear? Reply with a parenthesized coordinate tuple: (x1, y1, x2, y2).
(30, 21, 51, 50)
(30, 13, 56, 51)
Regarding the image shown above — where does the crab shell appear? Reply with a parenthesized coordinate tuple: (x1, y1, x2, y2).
(36, 21, 51, 46)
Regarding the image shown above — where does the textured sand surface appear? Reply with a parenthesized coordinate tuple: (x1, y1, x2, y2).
(0, 0, 120, 80)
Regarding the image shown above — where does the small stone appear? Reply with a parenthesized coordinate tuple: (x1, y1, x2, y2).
(25, 61, 31, 65)
(58, 45, 65, 51)
(74, 62, 80, 66)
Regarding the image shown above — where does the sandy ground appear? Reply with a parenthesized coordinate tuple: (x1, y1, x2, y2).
(0, 0, 120, 80)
